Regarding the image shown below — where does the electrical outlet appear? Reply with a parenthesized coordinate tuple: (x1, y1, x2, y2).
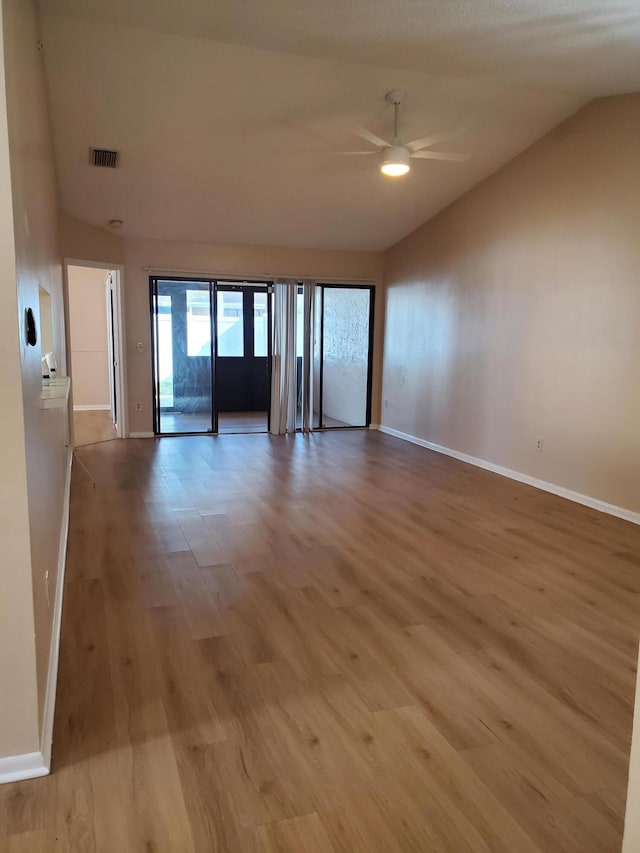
(136, 341, 144, 353)
(536, 438, 543, 452)
(135, 402, 142, 412)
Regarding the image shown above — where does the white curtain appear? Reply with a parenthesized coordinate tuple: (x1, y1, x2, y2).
(270, 280, 298, 434)
(300, 279, 317, 432)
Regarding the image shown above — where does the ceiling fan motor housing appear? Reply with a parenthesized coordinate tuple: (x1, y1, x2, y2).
(381, 145, 411, 175)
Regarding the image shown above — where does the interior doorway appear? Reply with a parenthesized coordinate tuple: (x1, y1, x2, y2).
(66, 262, 125, 446)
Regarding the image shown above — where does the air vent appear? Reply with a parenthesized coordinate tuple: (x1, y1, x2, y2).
(89, 148, 119, 168)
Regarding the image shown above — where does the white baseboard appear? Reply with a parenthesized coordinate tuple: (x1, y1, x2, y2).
(73, 404, 110, 412)
(0, 751, 48, 784)
(38, 446, 73, 772)
(377, 425, 640, 526)
(128, 431, 154, 438)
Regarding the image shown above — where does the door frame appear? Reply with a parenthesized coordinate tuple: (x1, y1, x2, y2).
(64, 259, 127, 440)
(149, 276, 273, 436)
(105, 272, 117, 428)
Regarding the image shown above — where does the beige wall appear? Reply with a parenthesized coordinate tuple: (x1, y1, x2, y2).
(382, 94, 640, 514)
(0, 0, 68, 755)
(0, 0, 39, 760)
(123, 238, 384, 434)
(67, 265, 111, 408)
(60, 211, 124, 266)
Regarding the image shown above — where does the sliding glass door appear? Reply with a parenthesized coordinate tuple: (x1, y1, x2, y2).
(316, 284, 374, 428)
(151, 278, 272, 435)
(151, 279, 214, 434)
(151, 278, 374, 435)
(215, 283, 271, 434)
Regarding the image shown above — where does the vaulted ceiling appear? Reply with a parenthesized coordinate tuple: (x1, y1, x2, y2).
(38, 0, 640, 250)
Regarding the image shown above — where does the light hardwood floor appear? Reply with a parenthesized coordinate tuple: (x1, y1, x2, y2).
(73, 409, 117, 447)
(1, 431, 639, 852)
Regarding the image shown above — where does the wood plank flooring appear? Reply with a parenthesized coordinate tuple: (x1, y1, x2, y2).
(1, 431, 638, 852)
(73, 410, 117, 447)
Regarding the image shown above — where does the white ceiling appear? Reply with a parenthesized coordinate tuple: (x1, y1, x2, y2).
(38, 0, 640, 250)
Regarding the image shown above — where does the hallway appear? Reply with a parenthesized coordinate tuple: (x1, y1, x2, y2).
(1, 431, 638, 851)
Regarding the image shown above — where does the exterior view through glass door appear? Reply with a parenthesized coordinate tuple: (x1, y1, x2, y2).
(151, 278, 271, 435)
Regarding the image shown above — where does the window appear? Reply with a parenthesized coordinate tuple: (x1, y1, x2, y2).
(186, 290, 211, 357)
(217, 290, 244, 356)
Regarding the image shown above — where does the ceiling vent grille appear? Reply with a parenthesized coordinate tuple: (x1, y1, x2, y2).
(89, 148, 119, 168)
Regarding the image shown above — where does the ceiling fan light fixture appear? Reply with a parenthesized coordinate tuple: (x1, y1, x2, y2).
(381, 145, 410, 177)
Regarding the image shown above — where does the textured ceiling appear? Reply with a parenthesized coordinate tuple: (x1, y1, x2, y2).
(39, 0, 640, 94)
(37, 1, 640, 250)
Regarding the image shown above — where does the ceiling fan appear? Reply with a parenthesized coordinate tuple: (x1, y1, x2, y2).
(341, 90, 470, 177)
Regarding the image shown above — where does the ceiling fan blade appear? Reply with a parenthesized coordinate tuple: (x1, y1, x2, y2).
(407, 129, 463, 153)
(355, 127, 391, 149)
(411, 150, 470, 162)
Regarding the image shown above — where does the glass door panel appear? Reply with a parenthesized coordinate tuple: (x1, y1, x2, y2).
(156, 294, 174, 409)
(320, 286, 372, 428)
(216, 290, 244, 357)
(216, 283, 270, 434)
(253, 292, 268, 357)
(153, 279, 213, 434)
